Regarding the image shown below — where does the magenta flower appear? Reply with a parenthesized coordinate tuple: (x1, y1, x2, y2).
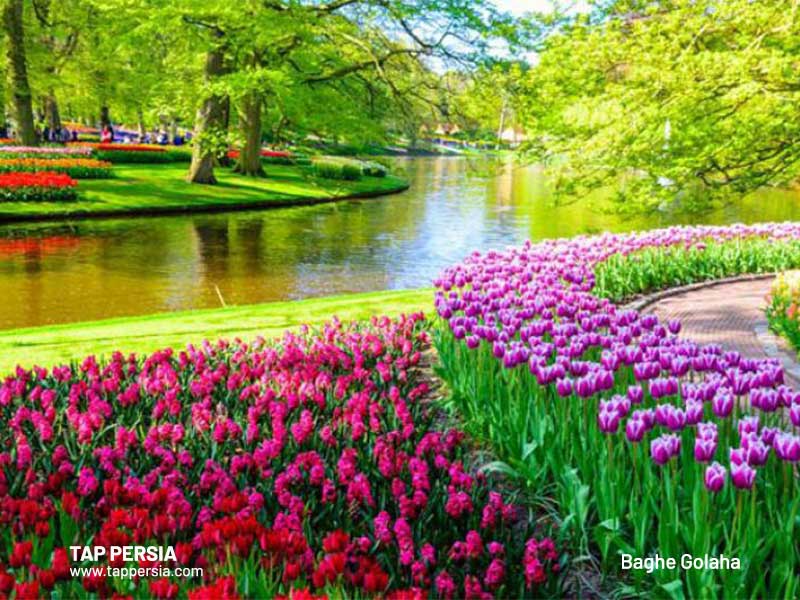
(704, 462, 726, 493)
(650, 434, 679, 465)
(694, 437, 717, 462)
(774, 433, 800, 462)
(731, 461, 756, 489)
(625, 417, 646, 442)
(712, 390, 734, 418)
(598, 408, 621, 434)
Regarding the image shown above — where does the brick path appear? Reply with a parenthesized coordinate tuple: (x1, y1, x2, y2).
(644, 277, 800, 385)
(647, 279, 772, 359)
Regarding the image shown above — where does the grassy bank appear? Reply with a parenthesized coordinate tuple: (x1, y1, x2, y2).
(0, 163, 408, 222)
(0, 288, 431, 372)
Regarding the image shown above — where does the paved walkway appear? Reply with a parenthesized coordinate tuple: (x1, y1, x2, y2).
(643, 278, 800, 385)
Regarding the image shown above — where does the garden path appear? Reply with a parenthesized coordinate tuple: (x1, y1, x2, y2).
(644, 278, 800, 386)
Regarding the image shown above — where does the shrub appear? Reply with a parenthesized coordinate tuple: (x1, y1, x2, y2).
(0, 316, 561, 598)
(0, 171, 78, 202)
(435, 223, 800, 598)
(361, 160, 388, 178)
(311, 160, 362, 181)
(0, 158, 113, 179)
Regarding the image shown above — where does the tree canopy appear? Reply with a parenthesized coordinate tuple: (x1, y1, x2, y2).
(519, 0, 800, 210)
(1, 0, 531, 183)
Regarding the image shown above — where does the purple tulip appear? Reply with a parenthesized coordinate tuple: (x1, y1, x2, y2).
(745, 439, 770, 466)
(731, 461, 756, 490)
(704, 462, 726, 493)
(697, 422, 718, 441)
(625, 417, 646, 442)
(694, 437, 717, 462)
(555, 378, 573, 398)
(790, 404, 800, 428)
(651, 434, 680, 465)
(627, 385, 644, 404)
(685, 400, 704, 425)
(598, 408, 621, 434)
(774, 433, 800, 462)
(712, 390, 734, 418)
(738, 416, 760, 439)
(760, 427, 779, 446)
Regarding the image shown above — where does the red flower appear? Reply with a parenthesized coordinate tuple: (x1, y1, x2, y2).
(149, 578, 179, 599)
(9, 540, 33, 568)
(14, 581, 40, 600)
(322, 529, 349, 553)
(0, 171, 76, 189)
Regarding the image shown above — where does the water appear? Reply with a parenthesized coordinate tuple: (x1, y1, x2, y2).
(3, 156, 800, 331)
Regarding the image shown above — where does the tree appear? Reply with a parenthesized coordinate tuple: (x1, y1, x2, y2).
(181, 0, 525, 181)
(521, 0, 800, 211)
(187, 30, 227, 184)
(3, 0, 36, 145)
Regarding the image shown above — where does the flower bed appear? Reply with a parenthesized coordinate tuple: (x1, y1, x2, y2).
(434, 223, 800, 597)
(0, 146, 93, 159)
(766, 271, 800, 354)
(0, 315, 560, 598)
(0, 158, 113, 179)
(227, 149, 296, 166)
(74, 143, 191, 164)
(0, 172, 78, 202)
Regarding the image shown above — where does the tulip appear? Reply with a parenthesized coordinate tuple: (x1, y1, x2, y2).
(712, 390, 734, 418)
(650, 434, 679, 465)
(694, 437, 716, 462)
(730, 461, 756, 490)
(704, 462, 726, 493)
(625, 417, 646, 442)
(773, 433, 800, 462)
(597, 408, 620, 434)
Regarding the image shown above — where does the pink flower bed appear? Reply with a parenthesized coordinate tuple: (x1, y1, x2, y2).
(0, 315, 558, 599)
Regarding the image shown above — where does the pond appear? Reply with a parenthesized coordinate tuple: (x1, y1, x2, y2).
(3, 156, 800, 331)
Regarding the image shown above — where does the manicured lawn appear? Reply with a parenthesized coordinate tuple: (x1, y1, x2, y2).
(0, 288, 432, 372)
(0, 163, 408, 222)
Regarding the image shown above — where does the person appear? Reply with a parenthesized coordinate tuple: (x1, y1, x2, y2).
(71, 130, 79, 142)
(100, 124, 114, 143)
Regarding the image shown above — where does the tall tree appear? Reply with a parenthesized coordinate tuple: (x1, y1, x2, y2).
(3, 0, 36, 145)
(187, 28, 227, 184)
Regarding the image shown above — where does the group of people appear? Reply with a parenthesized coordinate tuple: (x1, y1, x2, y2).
(1, 118, 190, 146)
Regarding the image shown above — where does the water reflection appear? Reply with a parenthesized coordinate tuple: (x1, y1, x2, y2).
(1, 157, 800, 330)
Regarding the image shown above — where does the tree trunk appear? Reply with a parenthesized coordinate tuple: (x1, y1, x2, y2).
(136, 108, 145, 138)
(100, 105, 111, 128)
(187, 40, 227, 185)
(3, 0, 36, 145)
(234, 91, 264, 176)
(45, 91, 61, 132)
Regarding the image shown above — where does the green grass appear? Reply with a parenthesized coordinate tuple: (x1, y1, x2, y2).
(0, 288, 432, 373)
(0, 163, 408, 222)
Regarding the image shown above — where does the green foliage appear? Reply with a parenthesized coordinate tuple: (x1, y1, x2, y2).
(520, 0, 800, 210)
(310, 160, 362, 181)
(593, 238, 800, 303)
